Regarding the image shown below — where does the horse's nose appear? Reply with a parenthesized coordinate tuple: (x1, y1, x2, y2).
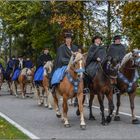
(110, 78, 117, 85)
(77, 72, 83, 78)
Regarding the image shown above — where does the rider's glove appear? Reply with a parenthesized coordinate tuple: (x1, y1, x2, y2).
(97, 57, 101, 62)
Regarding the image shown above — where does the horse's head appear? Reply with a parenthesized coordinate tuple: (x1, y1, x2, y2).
(132, 49, 140, 67)
(68, 52, 85, 79)
(120, 50, 140, 70)
(21, 68, 32, 76)
(103, 56, 119, 84)
(44, 61, 53, 76)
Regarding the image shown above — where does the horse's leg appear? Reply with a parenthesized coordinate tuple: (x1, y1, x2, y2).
(12, 81, 18, 97)
(98, 93, 106, 125)
(36, 86, 42, 105)
(76, 94, 86, 116)
(8, 81, 12, 95)
(62, 95, 70, 127)
(114, 93, 121, 121)
(44, 87, 52, 109)
(129, 92, 140, 124)
(77, 93, 86, 130)
(20, 82, 25, 99)
(53, 93, 61, 118)
(105, 91, 114, 124)
(89, 93, 96, 120)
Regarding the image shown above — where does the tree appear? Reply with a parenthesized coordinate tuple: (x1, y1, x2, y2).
(122, 1, 140, 49)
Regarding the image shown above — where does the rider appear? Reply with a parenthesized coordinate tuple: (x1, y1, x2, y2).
(5, 56, 16, 80)
(51, 31, 78, 92)
(23, 57, 34, 69)
(84, 35, 107, 94)
(108, 35, 126, 63)
(12, 55, 23, 81)
(107, 35, 126, 94)
(34, 47, 52, 85)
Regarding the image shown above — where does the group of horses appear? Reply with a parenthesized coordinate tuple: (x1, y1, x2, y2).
(0, 50, 140, 130)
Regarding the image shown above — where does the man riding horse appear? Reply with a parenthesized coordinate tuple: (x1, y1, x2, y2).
(51, 31, 79, 93)
(34, 47, 52, 86)
(107, 35, 126, 94)
(23, 57, 34, 69)
(84, 35, 107, 93)
(12, 55, 23, 81)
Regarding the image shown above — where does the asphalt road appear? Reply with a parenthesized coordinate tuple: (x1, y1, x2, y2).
(0, 83, 140, 139)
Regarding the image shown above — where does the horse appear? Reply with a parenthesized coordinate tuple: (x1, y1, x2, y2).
(52, 52, 86, 129)
(87, 57, 119, 125)
(0, 68, 4, 92)
(114, 50, 140, 124)
(12, 67, 34, 98)
(35, 61, 53, 109)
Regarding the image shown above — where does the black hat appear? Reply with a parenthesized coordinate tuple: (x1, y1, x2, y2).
(64, 32, 72, 38)
(92, 35, 102, 43)
(113, 35, 121, 41)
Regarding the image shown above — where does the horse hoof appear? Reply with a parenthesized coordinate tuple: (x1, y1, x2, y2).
(132, 119, 140, 124)
(38, 102, 42, 106)
(44, 104, 48, 108)
(48, 107, 53, 110)
(106, 116, 112, 123)
(80, 125, 86, 130)
(101, 121, 107, 126)
(89, 115, 96, 120)
(114, 116, 120, 121)
(76, 110, 80, 116)
(56, 114, 61, 118)
(64, 124, 71, 128)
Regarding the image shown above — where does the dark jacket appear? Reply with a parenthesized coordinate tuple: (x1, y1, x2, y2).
(86, 44, 107, 78)
(53, 44, 78, 71)
(107, 44, 126, 62)
(23, 60, 34, 68)
(37, 53, 52, 68)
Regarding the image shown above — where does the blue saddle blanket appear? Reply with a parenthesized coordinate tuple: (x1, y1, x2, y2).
(51, 66, 67, 86)
(12, 69, 21, 81)
(34, 66, 44, 81)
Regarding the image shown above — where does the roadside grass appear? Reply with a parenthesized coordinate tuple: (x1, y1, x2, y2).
(0, 117, 29, 139)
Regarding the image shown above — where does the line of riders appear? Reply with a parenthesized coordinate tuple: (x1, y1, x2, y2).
(0, 33, 126, 95)
(0, 31, 140, 129)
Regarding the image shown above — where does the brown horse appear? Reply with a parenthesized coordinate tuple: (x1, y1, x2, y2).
(88, 57, 119, 125)
(114, 51, 140, 124)
(12, 68, 34, 98)
(35, 61, 53, 109)
(52, 52, 86, 129)
(0, 68, 4, 92)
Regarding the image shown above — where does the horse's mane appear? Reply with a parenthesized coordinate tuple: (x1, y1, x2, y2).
(21, 68, 32, 75)
(44, 61, 53, 69)
(120, 52, 132, 68)
(67, 52, 83, 70)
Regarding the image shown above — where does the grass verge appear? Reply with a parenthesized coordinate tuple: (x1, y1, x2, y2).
(0, 117, 29, 139)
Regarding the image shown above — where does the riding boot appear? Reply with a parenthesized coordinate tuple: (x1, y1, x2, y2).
(83, 74, 90, 94)
(113, 85, 120, 94)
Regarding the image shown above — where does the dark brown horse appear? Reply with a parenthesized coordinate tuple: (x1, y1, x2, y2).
(88, 57, 119, 125)
(35, 61, 53, 109)
(114, 51, 140, 124)
(52, 52, 86, 129)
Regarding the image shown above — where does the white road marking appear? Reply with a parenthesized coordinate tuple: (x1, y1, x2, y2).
(0, 112, 40, 139)
(92, 105, 140, 118)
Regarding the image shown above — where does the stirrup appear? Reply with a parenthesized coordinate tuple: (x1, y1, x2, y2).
(83, 88, 90, 94)
(114, 87, 120, 94)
